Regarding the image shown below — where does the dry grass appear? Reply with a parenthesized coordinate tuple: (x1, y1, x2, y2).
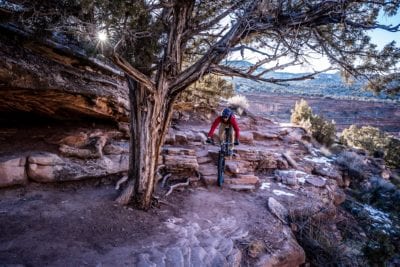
(227, 94, 249, 115)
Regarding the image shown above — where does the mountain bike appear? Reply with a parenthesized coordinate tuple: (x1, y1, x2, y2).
(216, 127, 233, 187)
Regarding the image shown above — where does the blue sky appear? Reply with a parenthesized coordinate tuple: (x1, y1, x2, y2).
(369, 11, 400, 49)
(228, 11, 400, 73)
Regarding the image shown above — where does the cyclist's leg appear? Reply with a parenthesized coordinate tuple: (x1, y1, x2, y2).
(218, 124, 225, 143)
(228, 126, 234, 153)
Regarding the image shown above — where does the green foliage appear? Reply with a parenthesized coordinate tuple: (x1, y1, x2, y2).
(385, 137, 400, 169)
(340, 125, 400, 168)
(340, 125, 387, 153)
(309, 115, 336, 147)
(175, 74, 234, 111)
(288, 207, 359, 266)
(363, 231, 396, 265)
(290, 99, 312, 124)
(291, 99, 336, 146)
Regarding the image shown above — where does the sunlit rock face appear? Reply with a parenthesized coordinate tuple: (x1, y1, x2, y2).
(0, 26, 129, 122)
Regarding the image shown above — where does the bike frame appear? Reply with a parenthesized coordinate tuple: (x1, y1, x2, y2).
(217, 127, 233, 187)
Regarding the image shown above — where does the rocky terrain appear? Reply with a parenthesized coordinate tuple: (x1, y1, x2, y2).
(1, 107, 399, 266)
(1, 24, 399, 266)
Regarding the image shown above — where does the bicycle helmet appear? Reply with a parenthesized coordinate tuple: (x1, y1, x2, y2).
(221, 108, 232, 119)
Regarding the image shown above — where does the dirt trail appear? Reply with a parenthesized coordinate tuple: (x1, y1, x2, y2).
(0, 177, 283, 266)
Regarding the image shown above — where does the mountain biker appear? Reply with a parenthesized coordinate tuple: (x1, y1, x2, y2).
(206, 108, 240, 155)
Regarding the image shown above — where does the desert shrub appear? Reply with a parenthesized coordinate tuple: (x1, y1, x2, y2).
(383, 137, 400, 169)
(175, 74, 234, 111)
(309, 115, 336, 147)
(335, 151, 369, 180)
(340, 126, 388, 153)
(290, 99, 312, 124)
(340, 125, 400, 168)
(291, 99, 336, 146)
(227, 94, 249, 115)
(288, 207, 357, 266)
(363, 232, 396, 265)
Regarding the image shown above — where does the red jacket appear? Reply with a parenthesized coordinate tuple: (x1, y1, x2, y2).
(207, 115, 240, 140)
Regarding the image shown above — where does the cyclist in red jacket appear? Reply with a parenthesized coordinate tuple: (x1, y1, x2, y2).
(206, 108, 240, 154)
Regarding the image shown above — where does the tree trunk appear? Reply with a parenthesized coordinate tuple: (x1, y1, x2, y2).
(116, 76, 174, 210)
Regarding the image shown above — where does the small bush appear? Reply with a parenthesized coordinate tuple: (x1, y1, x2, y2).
(340, 125, 400, 168)
(340, 126, 388, 154)
(385, 137, 400, 168)
(175, 74, 234, 111)
(309, 115, 336, 147)
(290, 99, 312, 124)
(335, 151, 369, 180)
(291, 99, 336, 146)
(363, 231, 396, 266)
(288, 206, 357, 266)
(227, 95, 249, 115)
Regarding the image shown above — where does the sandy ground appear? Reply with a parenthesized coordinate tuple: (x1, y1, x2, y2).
(0, 176, 281, 266)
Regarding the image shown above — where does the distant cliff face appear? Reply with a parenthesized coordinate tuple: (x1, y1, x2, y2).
(0, 26, 129, 123)
(227, 60, 400, 102)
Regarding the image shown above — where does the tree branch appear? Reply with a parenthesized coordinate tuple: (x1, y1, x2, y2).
(187, 0, 246, 37)
(210, 64, 330, 85)
(112, 53, 156, 94)
(344, 20, 400, 32)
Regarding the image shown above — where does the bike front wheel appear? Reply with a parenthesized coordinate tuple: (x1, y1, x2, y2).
(217, 153, 225, 187)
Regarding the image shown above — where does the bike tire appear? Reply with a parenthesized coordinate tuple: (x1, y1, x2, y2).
(217, 153, 225, 187)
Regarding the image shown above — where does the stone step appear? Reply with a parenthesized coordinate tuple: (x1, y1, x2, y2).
(198, 164, 217, 177)
(227, 184, 256, 191)
(225, 174, 260, 185)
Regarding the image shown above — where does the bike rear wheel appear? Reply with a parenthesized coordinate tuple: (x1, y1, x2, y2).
(217, 153, 225, 187)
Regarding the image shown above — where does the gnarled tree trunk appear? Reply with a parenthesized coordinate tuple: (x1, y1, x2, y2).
(116, 76, 176, 209)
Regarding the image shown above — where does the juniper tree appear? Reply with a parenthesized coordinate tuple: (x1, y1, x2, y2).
(3, 0, 399, 209)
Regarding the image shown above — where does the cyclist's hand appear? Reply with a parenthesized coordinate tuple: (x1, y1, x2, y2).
(234, 140, 239, 146)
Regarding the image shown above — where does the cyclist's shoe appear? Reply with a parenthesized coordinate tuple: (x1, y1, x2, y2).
(206, 137, 213, 144)
(234, 140, 239, 146)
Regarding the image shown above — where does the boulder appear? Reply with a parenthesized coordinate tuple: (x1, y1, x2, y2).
(27, 152, 128, 182)
(257, 228, 305, 267)
(305, 176, 326, 188)
(175, 133, 188, 145)
(284, 127, 309, 143)
(234, 148, 260, 161)
(225, 161, 250, 174)
(163, 147, 196, 156)
(225, 174, 259, 185)
(202, 175, 217, 185)
(313, 163, 342, 181)
(103, 141, 129, 155)
(274, 170, 308, 186)
(194, 132, 207, 143)
(198, 163, 217, 177)
(197, 156, 212, 164)
(257, 151, 289, 171)
(164, 154, 199, 177)
(239, 131, 254, 144)
(0, 155, 28, 187)
(253, 131, 280, 141)
(268, 197, 288, 223)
